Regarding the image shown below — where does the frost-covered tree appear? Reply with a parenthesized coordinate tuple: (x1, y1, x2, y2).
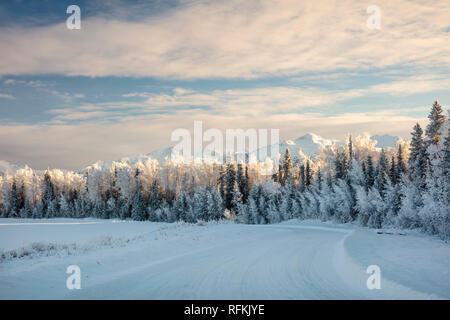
(305, 160, 313, 187)
(224, 163, 236, 210)
(398, 175, 422, 229)
(42, 171, 56, 218)
(396, 144, 407, 180)
(331, 179, 352, 223)
(408, 123, 427, 178)
(59, 196, 71, 218)
(383, 176, 402, 226)
(280, 149, 293, 186)
(207, 186, 224, 221)
(237, 164, 249, 204)
(334, 150, 348, 181)
(425, 101, 446, 145)
(364, 155, 375, 191)
(131, 173, 146, 221)
(318, 180, 335, 221)
(172, 191, 192, 222)
(356, 186, 385, 228)
(374, 149, 389, 196)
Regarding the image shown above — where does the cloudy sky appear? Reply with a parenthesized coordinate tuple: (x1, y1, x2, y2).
(0, 0, 449, 170)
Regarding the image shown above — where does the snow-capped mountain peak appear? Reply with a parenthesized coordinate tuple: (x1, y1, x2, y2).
(78, 132, 403, 172)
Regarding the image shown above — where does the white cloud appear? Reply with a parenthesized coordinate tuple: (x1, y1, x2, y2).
(121, 92, 150, 98)
(41, 74, 448, 123)
(4, 79, 50, 87)
(368, 75, 450, 96)
(0, 93, 14, 99)
(38, 89, 85, 103)
(0, 0, 448, 78)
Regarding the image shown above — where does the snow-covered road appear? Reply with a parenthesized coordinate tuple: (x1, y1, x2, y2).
(0, 219, 449, 299)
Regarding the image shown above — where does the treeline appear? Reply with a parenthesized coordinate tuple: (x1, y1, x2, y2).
(1, 101, 449, 239)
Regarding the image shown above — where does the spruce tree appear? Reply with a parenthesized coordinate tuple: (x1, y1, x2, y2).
(42, 171, 55, 218)
(425, 101, 446, 145)
(148, 179, 161, 211)
(396, 144, 407, 179)
(217, 165, 226, 201)
(9, 178, 19, 217)
(281, 149, 293, 186)
(207, 186, 224, 220)
(374, 149, 389, 195)
(173, 191, 192, 222)
(334, 150, 348, 180)
(408, 123, 425, 170)
(442, 126, 450, 206)
(408, 123, 428, 190)
(440, 125, 450, 238)
(365, 155, 375, 190)
(243, 165, 250, 203)
(131, 174, 146, 221)
(316, 167, 323, 191)
(298, 164, 305, 191)
(348, 135, 353, 160)
(111, 166, 120, 202)
(276, 163, 283, 185)
(305, 160, 313, 187)
(224, 163, 237, 210)
(237, 163, 249, 203)
(389, 155, 397, 184)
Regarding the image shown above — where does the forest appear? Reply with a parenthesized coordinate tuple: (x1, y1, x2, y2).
(1, 101, 449, 239)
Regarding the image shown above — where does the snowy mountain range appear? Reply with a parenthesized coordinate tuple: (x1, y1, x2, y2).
(1, 133, 401, 174)
(255, 133, 337, 164)
(82, 133, 400, 171)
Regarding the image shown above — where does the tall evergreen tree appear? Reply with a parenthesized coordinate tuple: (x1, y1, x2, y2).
(389, 155, 397, 184)
(298, 164, 305, 191)
(374, 149, 389, 195)
(442, 125, 450, 207)
(305, 160, 313, 187)
(281, 149, 293, 186)
(172, 191, 192, 222)
(408, 123, 428, 191)
(42, 171, 55, 218)
(237, 164, 249, 203)
(207, 186, 224, 221)
(364, 155, 375, 190)
(348, 135, 353, 161)
(316, 167, 323, 191)
(217, 165, 226, 201)
(131, 173, 146, 221)
(111, 165, 120, 202)
(9, 178, 19, 217)
(396, 144, 407, 179)
(334, 150, 348, 180)
(425, 101, 446, 145)
(224, 163, 237, 210)
(408, 123, 425, 170)
(148, 179, 162, 215)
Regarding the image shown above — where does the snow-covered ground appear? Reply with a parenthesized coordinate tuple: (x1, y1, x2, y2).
(0, 218, 449, 299)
